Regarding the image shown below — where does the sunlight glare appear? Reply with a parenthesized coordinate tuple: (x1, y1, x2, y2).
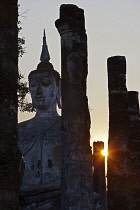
(101, 150, 108, 157)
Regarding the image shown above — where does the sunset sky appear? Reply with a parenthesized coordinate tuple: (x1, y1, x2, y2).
(18, 0, 140, 149)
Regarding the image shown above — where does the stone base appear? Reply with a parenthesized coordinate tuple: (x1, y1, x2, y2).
(19, 190, 61, 210)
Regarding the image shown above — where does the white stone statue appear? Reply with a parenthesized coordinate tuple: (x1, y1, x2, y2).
(18, 30, 61, 199)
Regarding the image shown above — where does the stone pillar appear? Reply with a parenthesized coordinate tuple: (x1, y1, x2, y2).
(55, 4, 93, 210)
(128, 91, 139, 116)
(93, 141, 107, 210)
(0, 0, 21, 209)
(93, 141, 106, 194)
(128, 91, 140, 209)
(107, 56, 131, 209)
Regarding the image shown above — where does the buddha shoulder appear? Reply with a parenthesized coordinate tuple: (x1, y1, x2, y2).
(18, 118, 34, 134)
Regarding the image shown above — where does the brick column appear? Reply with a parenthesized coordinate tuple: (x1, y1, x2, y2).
(93, 141, 107, 210)
(0, 0, 21, 209)
(128, 91, 140, 209)
(55, 4, 93, 209)
(107, 56, 131, 209)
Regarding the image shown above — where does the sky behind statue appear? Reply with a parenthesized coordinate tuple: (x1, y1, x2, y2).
(18, 0, 140, 150)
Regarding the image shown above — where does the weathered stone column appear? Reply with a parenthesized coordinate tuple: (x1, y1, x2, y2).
(128, 91, 139, 116)
(93, 141, 107, 210)
(0, 0, 21, 209)
(107, 56, 131, 209)
(128, 91, 140, 209)
(55, 4, 93, 210)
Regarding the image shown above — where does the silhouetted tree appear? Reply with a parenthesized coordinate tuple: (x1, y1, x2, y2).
(17, 19, 35, 113)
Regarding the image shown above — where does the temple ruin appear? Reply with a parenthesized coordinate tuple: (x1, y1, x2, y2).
(55, 4, 93, 209)
(0, 2, 140, 209)
(128, 91, 140, 209)
(93, 141, 107, 210)
(107, 56, 140, 210)
(0, 0, 21, 209)
(17, 5, 140, 210)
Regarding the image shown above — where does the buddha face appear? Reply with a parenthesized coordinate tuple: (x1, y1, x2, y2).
(29, 72, 58, 110)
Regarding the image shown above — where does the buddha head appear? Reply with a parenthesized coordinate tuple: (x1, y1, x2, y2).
(28, 30, 61, 114)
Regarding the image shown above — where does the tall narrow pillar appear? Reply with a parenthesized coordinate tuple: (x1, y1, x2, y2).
(128, 91, 140, 209)
(107, 56, 131, 209)
(93, 141, 107, 210)
(0, 0, 21, 209)
(55, 4, 93, 209)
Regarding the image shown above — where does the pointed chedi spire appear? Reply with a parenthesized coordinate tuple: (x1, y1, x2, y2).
(30, 29, 61, 87)
(40, 29, 50, 62)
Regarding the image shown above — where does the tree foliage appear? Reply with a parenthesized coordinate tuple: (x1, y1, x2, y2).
(17, 20, 35, 112)
(18, 70, 35, 112)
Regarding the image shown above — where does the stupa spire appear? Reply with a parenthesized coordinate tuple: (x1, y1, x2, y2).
(40, 29, 50, 62)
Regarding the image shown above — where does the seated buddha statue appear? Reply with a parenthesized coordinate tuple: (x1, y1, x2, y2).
(18, 30, 61, 209)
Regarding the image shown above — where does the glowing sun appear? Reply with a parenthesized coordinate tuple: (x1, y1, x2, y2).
(101, 150, 108, 157)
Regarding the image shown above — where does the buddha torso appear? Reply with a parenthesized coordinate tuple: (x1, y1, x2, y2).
(18, 115, 61, 193)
